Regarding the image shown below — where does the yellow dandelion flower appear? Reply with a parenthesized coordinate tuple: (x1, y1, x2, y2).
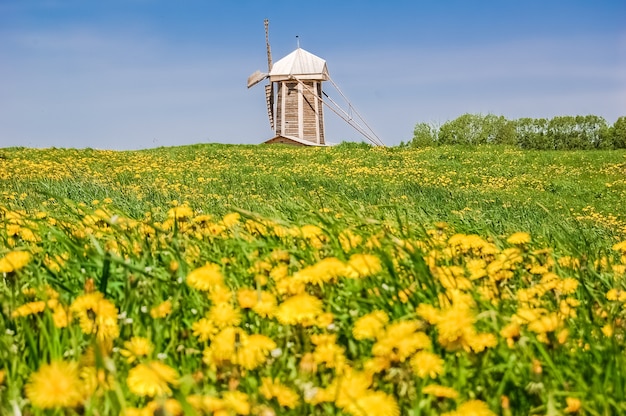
(167, 205, 193, 219)
(352, 390, 400, 416)
(311, 334, 346, 369)
(260, 378, 300, 409)
(326, 369, 373, 409)
(466, 259, 487, 280)
(613, 240, 626, 253)
(208, 302, 241, 329)
(507, 232, 531, 245)
(270, 263, 289, 281)
(269, 249, 290, 263)
(316, 311, 335, 328)
(120, 337, 154, 363)
(435, 305, 476, 351)
(237, 288, 259, 309)
(237, 288, 277, 317)
(443, 399, 496, 416)
(564, 397, 582, 413)
(514, 307, 547, 324)
(294, 257, 348, 285)
(467, 332, 498, 353)
(339, 229, 363, 251)
(528, 313, 561, 334)
(70, 292, 119, 342)
(422, 384, 458, 399)
(252, 291, 277, 318)
(11, 300, 47, 318)
(299, 224, 326, 248)
(150, 299, 172, 319)
(221, 212, 241, 227)
(236, 334, 277, 370)
(192, 317, 219, 341)
(556, 278, 579, 295)
(209, 283, 233, 304)
(204, 327, 243, 362)
(52, 304, 70, 328)
(557, 328, 570, 344)
(558, 256, 581, 269)
(363, 356, 391, 375)
(25, 360, 83, 409)
(500, 321, 520, 347)
(353, 310, 389, 340)
(186, 263, 224, 291)
(410, 351, 445, 379)
(373, 321, 430, 362)
(80, 366, 114, 397)
(276, 293, 323, 326)
(222, 390, 250, 415)
(416, 303, 441, 324)
(203, 396, 228, 413)
(203, 327, 275, 370)
(185, 394, 225, 413)
(0, 250, 31, 273)
(559, 299, 577, 319)
(346, 253, 382, 278)
(606, 288, 626, 302)
(276, 276, 307, 296)
(143, 398, 183, 416)
(126, 361, 179, 397)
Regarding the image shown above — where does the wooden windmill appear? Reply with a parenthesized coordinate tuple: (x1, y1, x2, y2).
(247, 19, 384, 147)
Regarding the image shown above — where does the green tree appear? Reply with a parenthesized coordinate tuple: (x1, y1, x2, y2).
(439, 113, 515, 146)
(547, 115, 610, 150)
(515, 118, 549, 149)
(548, 116, 570, 149)
(577, 115, 610, 149)
(439, 114, 484, 145)
(611, 116, 626, 149)
(484, 114, 516, 145)
(411, 122, 437, 147)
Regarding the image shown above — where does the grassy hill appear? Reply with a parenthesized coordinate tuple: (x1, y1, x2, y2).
(1, 144, 626, 414)
(2, 143, 625, 247)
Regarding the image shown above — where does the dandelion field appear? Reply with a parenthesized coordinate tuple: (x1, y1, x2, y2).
(1, 143, 626, 415)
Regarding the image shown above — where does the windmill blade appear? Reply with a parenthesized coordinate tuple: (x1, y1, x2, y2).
(247, 70, 268, 88)
(265, 18, 273, 72)
(265, 83, 275, 130)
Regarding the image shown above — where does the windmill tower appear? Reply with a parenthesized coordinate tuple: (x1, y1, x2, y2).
(248, 20, 385, 147)
(247, 20, 329, 146)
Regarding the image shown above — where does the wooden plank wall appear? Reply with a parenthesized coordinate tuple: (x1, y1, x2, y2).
(275, 81, 325, 145)
(302, 81, 324, 145)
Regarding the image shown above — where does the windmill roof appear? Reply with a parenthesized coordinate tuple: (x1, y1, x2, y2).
(269, 48, 329, 81)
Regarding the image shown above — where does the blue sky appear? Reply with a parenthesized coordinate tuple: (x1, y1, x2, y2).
(1, 1, 624, 149)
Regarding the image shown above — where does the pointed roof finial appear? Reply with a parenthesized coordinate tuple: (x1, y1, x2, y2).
(296, 35, 300, 48)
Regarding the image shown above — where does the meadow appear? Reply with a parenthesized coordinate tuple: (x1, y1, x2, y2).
(1, 143, 626, 415)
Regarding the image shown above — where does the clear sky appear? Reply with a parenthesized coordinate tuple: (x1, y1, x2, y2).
(1, 0, 624, 149)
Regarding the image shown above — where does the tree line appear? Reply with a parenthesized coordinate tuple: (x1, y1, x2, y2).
(409, 114, 626, 150)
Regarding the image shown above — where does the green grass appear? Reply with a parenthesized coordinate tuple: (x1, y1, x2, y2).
(2, 144, 625, 246)
(0, 143, 625, 415)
